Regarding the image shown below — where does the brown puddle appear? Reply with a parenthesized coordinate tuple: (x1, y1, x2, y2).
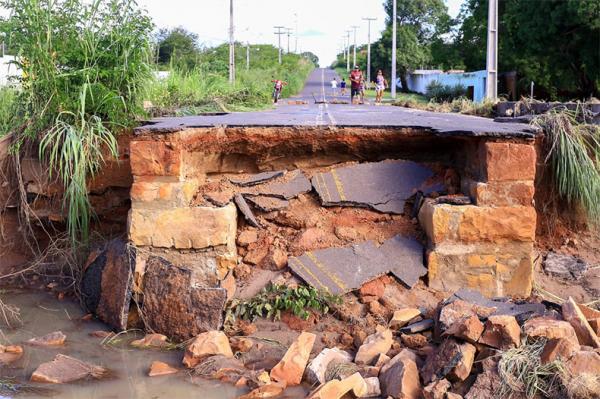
(0, 289, 308, 398)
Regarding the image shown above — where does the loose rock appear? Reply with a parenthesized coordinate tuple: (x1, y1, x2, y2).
(423, 378, 451, 399)
(562, 297, 600, 348)
(354, 328, 393, 365)
(130, 333, 168, 349)
(27, 331, 66, 347)
(379, 350, 421, 399)
(148, 361, 178, 377)
(389, 308, 421, 330)
(183, 331, 234, 368)
(238, 381, 287, 399)
(523, 317, 579, 346)
(478, 315, 521, 349)
(443, 315, 484, 343)
(308, 372, 367, 399)
(306, 347, 353, 384)
(31, 354, 106, 384)
(270, 331, 316, 386)
(540, 338, 580, 364)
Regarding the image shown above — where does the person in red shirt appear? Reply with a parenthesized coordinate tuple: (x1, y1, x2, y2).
(271, 79, 288, 103)
(349, 66, 363, 104)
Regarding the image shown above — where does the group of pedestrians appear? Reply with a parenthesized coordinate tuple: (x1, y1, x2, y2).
(330, 66, 388, 105)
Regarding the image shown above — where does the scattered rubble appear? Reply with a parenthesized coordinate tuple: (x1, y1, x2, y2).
(183, 331, 233, 368)
(130, 333, 169, 349)
(0, 345, 23, 365)
(270, 331, 315, 386)
(354, 328, 393, 365)
(230, 171, 285, 187)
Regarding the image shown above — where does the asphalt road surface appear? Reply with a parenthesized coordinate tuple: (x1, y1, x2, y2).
(139, 68, 537, 139)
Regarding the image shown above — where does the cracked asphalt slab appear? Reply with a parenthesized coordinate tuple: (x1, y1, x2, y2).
(137, 68, 538, 139)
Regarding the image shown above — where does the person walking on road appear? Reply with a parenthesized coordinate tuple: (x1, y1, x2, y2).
(330, 77, 338, 97)
(349, 65, 363, 105)
(340, 78, 347, 96)
(374, 70, 388, 104)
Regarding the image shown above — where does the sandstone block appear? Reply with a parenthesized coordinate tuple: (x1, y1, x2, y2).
(419, 201, 536, 244)
(463, 179, 534, 207)
(129, 203, 237, 250)
(443, 315, 484, 343)
(427, 243, 534, 298)
(130, 177, 200, 206)
(540, 338, 580, 364)
(479, 315, 521, 349)
(142, 256, 228, 341)
(562, 297, 600, 348)
(130, 140, 182, 177)
(523, 317, 579, 346)
(238, 382, 286, 399)
(270, 331, 316, 386)
(449, 342, 476, 381)
(439, 300, 496, 330)
(482, 142, 536, 182)
(379, 350, 421, 399)
(423, 378, 451, 399)
(130, 334, 168, 349)
(566, 350, 600, 376)
(308, 372, 367, 399)
(422, 339, 472, 384)
(354, 328, 393, 365)
(182, 331, 233, 368)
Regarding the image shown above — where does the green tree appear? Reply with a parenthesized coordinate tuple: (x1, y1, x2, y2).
(457, 0, 599, 99)
(372, 0, 449, 91)
(300, 51, 319, 67)
(156, 26, 199, 69)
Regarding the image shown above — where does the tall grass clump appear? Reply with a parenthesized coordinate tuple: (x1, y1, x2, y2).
(534, 107, 600, 225)
(1, 0, 153, 244)
(0, 87, 17, 137)
(498, 339, 567, 399)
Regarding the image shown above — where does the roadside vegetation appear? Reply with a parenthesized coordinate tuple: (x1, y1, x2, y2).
(229, 283, 341, 322)
(0, 1, 315, 247)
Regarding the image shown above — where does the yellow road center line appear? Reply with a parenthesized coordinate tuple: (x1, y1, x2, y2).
(318, 172, 333, 203)
(330, 169, 346, 201)
(306, 251, 347, 291)
(289, 257, 329, 292)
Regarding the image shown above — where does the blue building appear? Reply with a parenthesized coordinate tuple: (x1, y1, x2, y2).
(399, 69, 488, 103)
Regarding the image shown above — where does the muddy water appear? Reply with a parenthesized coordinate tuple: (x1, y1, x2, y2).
(0, 289, 250, 399)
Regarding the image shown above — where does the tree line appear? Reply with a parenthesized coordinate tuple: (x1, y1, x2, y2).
(333, 0, 599, 101)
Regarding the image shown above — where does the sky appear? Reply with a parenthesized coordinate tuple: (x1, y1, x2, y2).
(137, 0, 465, 67)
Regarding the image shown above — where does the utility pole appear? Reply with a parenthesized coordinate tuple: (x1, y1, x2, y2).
(286, 28, 292, 54)
(363, 17, 376, 86)
(345, 30, 351, 71)
(485, 0, 498, 100)
(274, 26, 285, 64)
(294, 13, 298, 53)
(228, 0, 235, 84)
(246, 42, 250, 70)
(391, 0, 397, 99)
(351, 25, 359, 67)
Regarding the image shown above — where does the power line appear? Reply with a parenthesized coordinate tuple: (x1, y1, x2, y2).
(273, 26, 285, 64)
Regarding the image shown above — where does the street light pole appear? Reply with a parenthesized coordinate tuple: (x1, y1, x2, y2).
(363, 17, 376, 86)
(345, 30, 351, 71)
(294, 13, 298, 53)
(246, 42, 250, 70)
(286, 28, 292, 54)
(351, 25, 359, 67)
(228, 0, 235, 84)
(485, 0, 498, 100)
(274, 26, 285, 64)
(391, 0, 397, 99)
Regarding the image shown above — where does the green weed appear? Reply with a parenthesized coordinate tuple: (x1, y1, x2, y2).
(230, 283, 342, 322)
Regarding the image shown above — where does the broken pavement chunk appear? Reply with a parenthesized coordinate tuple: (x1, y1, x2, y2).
(230, 170, 285, 187)
(80, 238, 134, 331)
(141, 256, 227, 341)
(288, 235, 426, 295)
(234, 194, 261, 228)
(311, 160, 438, 214)
(245, 195, 290, 212)
(543, 252, 587, 280)
(252, 170, 311, 200)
